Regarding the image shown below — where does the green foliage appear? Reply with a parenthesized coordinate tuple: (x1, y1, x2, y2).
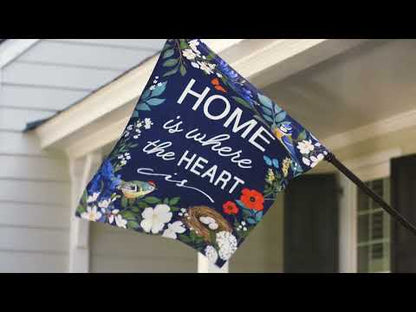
(76, 190, 88, 214)
(163, 58, 178, 67)
(159, 39, 188, 78)
(136, 81, 168, 113)
(169, 197, 180, 206)
(163, 68, 179, 77)
(179, 39, 188, 50)
(151, 81, 167, 96)
(296, 130, 307, 141)
(232, 96, 252, 109)
(137, 201, 149, 209)
(163, 48, 175, 59)
(143, 196, 161, 204)
(257, 93, 287, 126)
(179, 65, 187, 76)
(130, 206, 140, 213)
(127, 220, 140, 230)
(147, 98, 166, 106)
(120, 210, 137, 220)
(179, 230, 205, 249)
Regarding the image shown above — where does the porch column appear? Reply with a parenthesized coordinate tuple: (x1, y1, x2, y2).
(197, 253, 229, 273)
(69, 151, 102, 273)
(338, 173, 358, 272)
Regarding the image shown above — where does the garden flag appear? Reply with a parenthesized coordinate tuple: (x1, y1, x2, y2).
(76, 39, 329, 268)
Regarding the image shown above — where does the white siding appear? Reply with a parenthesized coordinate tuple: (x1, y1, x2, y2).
(53, 39, 165, 50)
(0, 155, 69, 181)
(0, 107, 54, 131)
(2, 62, 119, 90)
(0, 84, 89, 110)
(0, 69, 71, 272)
(0, 39, 165, 272)
(0, 251, 68, 273)
(18, 40, 155, 70)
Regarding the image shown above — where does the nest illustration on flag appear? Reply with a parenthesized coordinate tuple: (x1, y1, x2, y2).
(183, 206, 233, 243)
(75, 39, 330, 268)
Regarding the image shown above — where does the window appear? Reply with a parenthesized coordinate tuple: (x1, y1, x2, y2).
(357, 178, 391, 273)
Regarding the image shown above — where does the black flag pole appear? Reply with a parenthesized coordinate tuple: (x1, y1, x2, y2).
(325, 152, 416, 236)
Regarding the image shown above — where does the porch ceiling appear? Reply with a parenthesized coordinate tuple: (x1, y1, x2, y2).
(264, 39, 416, 141)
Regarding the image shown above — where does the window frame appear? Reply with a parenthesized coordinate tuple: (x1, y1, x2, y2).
(356, 178, 391, 273)
(337, 148, 401, 273)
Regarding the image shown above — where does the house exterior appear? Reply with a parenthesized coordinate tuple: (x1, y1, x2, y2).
(0, 39, 415, 273)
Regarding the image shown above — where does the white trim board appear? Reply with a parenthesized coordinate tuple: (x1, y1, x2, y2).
(342, 148, 402, 182)
(311, 147, 403, 179)
(198, 253, 229, 273)
(322, 109, 416, 151)
(68, 151, 102, 272)
(338, 172, 357, 273)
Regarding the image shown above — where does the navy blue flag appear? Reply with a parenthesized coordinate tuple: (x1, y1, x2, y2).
(76, 39, 329, 268)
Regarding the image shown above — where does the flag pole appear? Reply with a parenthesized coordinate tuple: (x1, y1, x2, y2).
(324, 152, 416, 236)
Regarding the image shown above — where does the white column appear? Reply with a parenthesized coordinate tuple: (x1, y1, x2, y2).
(68, 151, 102, 273)
(338, 172, 357, 273)
(198, 253, 229, 273)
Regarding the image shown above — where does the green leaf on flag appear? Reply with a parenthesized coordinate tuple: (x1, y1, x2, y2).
(163, 58, 178, 67)
(169, 197, 180, 206)
(143, 196, 161, 204)
(180, 65, 187, 76)
(146, 98, 165, 106)
(163, 49, 175, 59)
(151, 81, 167, 97)
(258, 93, 273, 109)
(137, 103, 151, 111)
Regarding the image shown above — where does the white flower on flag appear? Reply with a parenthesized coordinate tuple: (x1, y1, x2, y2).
(115, 214, 128, 229)
(189, 39, 201, 55)
(87, 192, 99, 204)
(162, 221, 186, 239)
(310, 153, 325, 168)
(182, 48, 197, 60)
(297, 140, 315, 155)
(140, 204, 172, 234)
(198, 61, 216, 75)
(143, 118, 154, 129)
(98, 198, 111, 210)
(216, 231, 238, 261)
(81, 206, 102, 222)
(205, 245, 218, 263)
(106, 209, 119, 224)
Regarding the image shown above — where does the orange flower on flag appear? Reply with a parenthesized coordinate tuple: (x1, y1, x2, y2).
(211, 78, 227, 93)
(223, 201, 239, 215)
(240, 188, 264, 211)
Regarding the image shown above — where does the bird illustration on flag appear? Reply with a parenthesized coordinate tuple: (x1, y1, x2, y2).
(119, 180, 156, 199)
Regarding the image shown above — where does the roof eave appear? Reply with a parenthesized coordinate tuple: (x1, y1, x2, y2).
(34, 39, 367, 159)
